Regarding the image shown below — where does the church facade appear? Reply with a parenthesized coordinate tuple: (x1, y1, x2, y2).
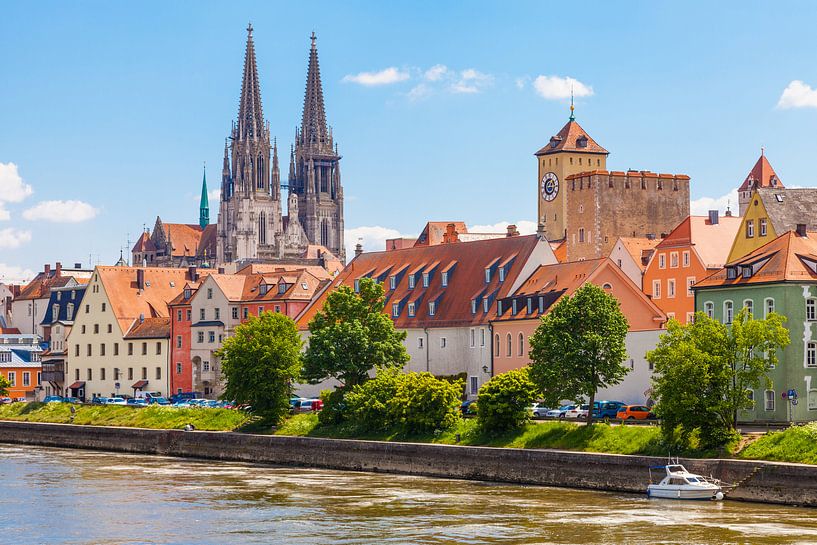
(216, 26, 345, 265)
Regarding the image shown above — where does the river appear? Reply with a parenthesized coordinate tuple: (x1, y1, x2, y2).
(1, 445, 816, 545)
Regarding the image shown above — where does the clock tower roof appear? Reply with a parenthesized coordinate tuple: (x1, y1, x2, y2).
(535, 119, 608, 156)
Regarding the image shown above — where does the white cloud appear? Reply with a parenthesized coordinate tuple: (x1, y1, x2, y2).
(344, 225, 405, 258)
(449, 68, 494, 94)
(22, 200, 98, 223)
(0, 204, 9, 221)
(209, 189, 220, 202)
(0, 228, 32, 249)
(470, 220, 538, 235)
(690, 189, 739, 216)
(0, 162, 33, 203)
(777, 80, 817, 109)
(0, 263, 36, 283)
(407, 83, 432, 101)
(424, 64, 448, 82)
(533, 75, 593, 100)
(515, 76, 529, 90)
(342, 67, 410, 86)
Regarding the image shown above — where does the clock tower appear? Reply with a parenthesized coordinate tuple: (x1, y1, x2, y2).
(535, 104, 608, 241)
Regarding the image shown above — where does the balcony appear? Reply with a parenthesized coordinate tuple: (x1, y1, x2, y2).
(41, 362, 64, 384)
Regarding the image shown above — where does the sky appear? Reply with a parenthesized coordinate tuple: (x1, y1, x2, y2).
(3, 1, 817, 282)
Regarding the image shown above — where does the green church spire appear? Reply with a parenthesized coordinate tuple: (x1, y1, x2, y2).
(199, 163, 210, 229)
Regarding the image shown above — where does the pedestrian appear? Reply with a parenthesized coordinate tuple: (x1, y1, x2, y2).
(69, 405, 76, 424)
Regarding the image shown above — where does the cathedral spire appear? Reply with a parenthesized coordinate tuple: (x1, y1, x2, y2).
(271, 138, 280, 199)
(237, 23, 265, 141)
(300, 31, 329, 149)
(200, 164, 210, 229)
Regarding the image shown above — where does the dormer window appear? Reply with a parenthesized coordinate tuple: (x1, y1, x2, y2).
(422, 272, 430, 288)
(428, 301, 437, 316)
(498, 267, 505, 282)
(392, 303, 399, 317)
(483, 297, 490, 313)
(184, 288, 191, 299)
(407, 302, 415, 317)
(577, 135, 588, 148)
(259, 284, 269, 296)
(471, 299, 477, 314)
(408, 275, 416, 289)
(512, 299, 518, 314)
(726, 267, 737, 280)
(526, 298, 533, 314)
(742, 266, 753, 279)
(278, 283, 287, 294)
(497, 300, 503, 315)
(389, 276, 396, 290)
(441, 272, 448, 287)
(485, 268, 491, 283)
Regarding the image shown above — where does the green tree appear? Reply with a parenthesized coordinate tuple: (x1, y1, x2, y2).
(528, 283, 630, 425)
(0, 375, 10, 397)
(391, 372, 462, 434)
(476, 368, 540, 432)
(303, 277, 409, 388)
(216, 312, 303, 425)
(648, 309, 790, 449)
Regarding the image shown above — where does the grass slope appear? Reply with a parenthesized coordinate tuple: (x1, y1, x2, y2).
(738, 423, 817, 464)
(0, 402, 251, 431)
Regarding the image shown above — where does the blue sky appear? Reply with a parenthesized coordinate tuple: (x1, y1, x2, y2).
(2, 1, 817, 282)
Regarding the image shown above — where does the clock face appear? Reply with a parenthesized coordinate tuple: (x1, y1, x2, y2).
(541, 172, 559, 202)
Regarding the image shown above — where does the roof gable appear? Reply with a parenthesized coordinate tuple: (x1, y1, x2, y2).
(535, 119, 608, 156)
(738, 153, 783, 192)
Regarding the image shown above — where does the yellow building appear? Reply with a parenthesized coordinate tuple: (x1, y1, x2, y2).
(535, 106, 608, 241)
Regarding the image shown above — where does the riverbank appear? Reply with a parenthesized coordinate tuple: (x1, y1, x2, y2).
(0, 402, 251, 431)
(1, 420, 816, 507)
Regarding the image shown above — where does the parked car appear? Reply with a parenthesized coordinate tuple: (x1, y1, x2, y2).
(147, 397, 170, 405)
(293, 399, 323, 413)
(91, 397, 107, 405)
(546, 404, 576, 419)
(63, 397, 81, 404)
(460, 400, 477, 415)
(0, 397, 12, 404)
(170, 392, 202, 404)
(43, 395, 64, 403)
(565, 404, 590, 419)
(530, 403, 547, 418)
(616, 405, 656, 420)
(106, 397, 127, 405)
(592, 401, 627, 419)
(126, 398, 148, 407)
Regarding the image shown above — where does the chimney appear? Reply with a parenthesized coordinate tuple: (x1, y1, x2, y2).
(136, 269, 145, 291)
(506, 224, 520, 237)
(55, 262, 62, 276)
(43, 264, 51, 276)
(217, 267, 225, 274)
(646, 233, 656, 240)
(187, 266, 198, 282)
(796, 224, 808, 237)
(74, 262, 82, 269)
(355, 243, 363, 257)
(708, 210, 719, 225)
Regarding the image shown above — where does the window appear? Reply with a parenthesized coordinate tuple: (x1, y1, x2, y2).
(686, 277, 696, 297)
(113, 368, 120, 381)
(470, 329, 475, 348)
(441, 272, 448, 287)
(526, 298, 533, 314)
(22, 372, 30, 387)
(156, 342, 161, 355)
(686, 312, 695, 324)
(128, 342, 133, 355)
(407, 302, 415, 317)
(231, 307, 239, 320)
(156, 367, 161, 380)
(102, 302, 106, 312)
(747, 389, 755, 409)
(176, 336, 182, 349)
(498, 267, 506, 282)
(760, 218, 768, 237)
(100, 368, 106, 381)
(75, 369, 80, 381)
(389, 276, 396, 290)
(74, 344, 80, 356)
(667, 279, 676, 298)
(87, 344, 92, 356)
(177, 310, 183, 322)
(141, 342, 147, 355)
(7, 372, 14, 386)
(765, 390, 775, 411)
(469, 376, 479, 396)
(744, 299, 753, 317)
(81, 325, 86, 334)
(724, 301, 734, 324)
(808, 299, 817, 321)
(670, 252, 678, 268)
(100, 343, 106, 356)
(518, 333, 525, 356)
(422, 272, 430, 288)
(471, 299, 477, 314)
(67, 303, 74, 320)
(200, 308, 206, 321)
(484, 268, 491, 283)
(94, 324, 99, 334)
(682, 251, 690, 267)
(215, 308, 220, 320)
(258, 306, 263, 315)
(652, 280, 661, 299)
(87, 369, 92, 381)
(428, 301, 436, 316)
(765, 298, 775, 317)
(354, 279, 360, 293)
(746, 220, 755, 238)
(506, 333, 512, 357)
(659, 254, 666, 269)
(408, 275, 415, 289)
(578, 228, 585, 243)
(495, 334, 500, 356)
(480, 328, 485, 347)
(186, 309, 192, 321)
(113, 343, 119, 356)
(243, 308, 248, 319)
(207, 288, 213, 299)
(142, 367, 147, 379)
(418, 337, 424, 349)
(440, 337, 447, 348)
(667, 312, 675, 321)
(202, 361, 210, 372)
(392, 303, 399, 317)
(107, 324, 112, 333)
(176, 362, 182, 374)
(208, 331, 215, 343)
(809, 342, 817, 368)
(483, 298, 490, 313)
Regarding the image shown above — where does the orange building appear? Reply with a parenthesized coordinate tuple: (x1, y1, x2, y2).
(643, 212, 741, 324)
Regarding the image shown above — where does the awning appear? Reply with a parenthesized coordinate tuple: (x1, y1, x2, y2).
(67, 381, 85, 390)
(131, 380, 149, 389)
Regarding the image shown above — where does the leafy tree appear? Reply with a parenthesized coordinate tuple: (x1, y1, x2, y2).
(216, 312, 303, 425)
(476, 368, 539, 432)
(648, 309, 790, 449)
(0, 375, 10, 397)
(345, 367, 403, 431)
(528, 283, 630, 425)
(391, 372, 462, 434)
(303, 277, 409, 388)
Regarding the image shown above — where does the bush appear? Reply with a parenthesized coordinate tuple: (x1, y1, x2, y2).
(345, 368, 402, 431)
(392, 372, 462, 434)
(318, 388, 348, 426)
(477, 368, 539, 432)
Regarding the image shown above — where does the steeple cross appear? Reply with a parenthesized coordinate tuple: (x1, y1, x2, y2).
(247, 22, 253, 35)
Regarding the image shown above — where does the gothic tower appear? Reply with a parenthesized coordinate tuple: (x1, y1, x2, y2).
(290, 32, 345, 261)
(199, 165, 209, 229)
(217, 24, 283, 263)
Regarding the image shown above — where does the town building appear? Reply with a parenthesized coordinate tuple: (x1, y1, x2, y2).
(490, 258, 666, 404)
(10, 263, 91, 336)
(167, 280, 200, 396)
(737, 151, 784, 216)
(66, 266, 196, 401)
(217, 27, 345, 264)
(694, 229, 817, 422)
(385, 222, 509, 251)
(0, 283, 20, 330)
(296, 233, 558, 398)
(728, 187, 817, 262)
(643, 212, 741, 324)
(0, 334, 44, 400)
(608, 237, 659, 289)
(39, 285, 87, 398)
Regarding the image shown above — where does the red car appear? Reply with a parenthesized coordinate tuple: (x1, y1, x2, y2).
(294, 398, 323, 413)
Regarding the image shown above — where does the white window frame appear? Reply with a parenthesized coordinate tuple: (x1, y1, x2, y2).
(765, 298, 775, 317)
(744, 299, 753, 317)
(469, 376, 479, 396)
(389, 276, 396, 290)
(659, 254, 666, 269)
(724, 300, 734, 324)
(686, 277, 696, 297)
(682, 251, 690, 267)
(764, 389, 775, 411)
(670, 252, 679, 268)
(392, 303, 399, 318)
(407, 302, 415, 317)
(422, 272, 430, 288)
(747, 219, 755, 238)
(483, 297, 490, 313)
(667, 279, 676, 298)
(808, 298, 817, 322)
(809, 389, 817, 411)
(408, 275, 415, 289)
(428, 301, 436, 316)
(470, 328, 475, 348)
(808, 342, 817, 368)
(417, 337, 424, 349)
(652, 280, 661, 299)
(441, 272, 448, 287)
(760, 218, 768, 236)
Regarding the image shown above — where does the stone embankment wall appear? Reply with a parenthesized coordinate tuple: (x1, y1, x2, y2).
(0, 421, 814, 507)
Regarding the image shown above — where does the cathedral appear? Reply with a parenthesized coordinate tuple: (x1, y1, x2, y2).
(216, 25, 345, 264)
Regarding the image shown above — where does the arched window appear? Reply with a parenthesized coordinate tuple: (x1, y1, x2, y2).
(506, 333, 512, 357)
(765, 298, 775, 317)
(257, 156, 264, 189)
(494, 334, 500, 357)
(518, 333, 525, 356)
(704, 301, 714, 319)
(320, 219, 330, 247)
(744, 299, 753, 318)
(259, 212, 267, 245)
(724, 300, 733, 324)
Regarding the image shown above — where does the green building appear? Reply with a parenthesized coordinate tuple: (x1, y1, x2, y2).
(694, 229, 817, 422)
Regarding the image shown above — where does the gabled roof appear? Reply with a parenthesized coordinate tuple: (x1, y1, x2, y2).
(535, 119, 608, 156)
(756, 188, 817, 233)
(656, 215, 742, 269)
(414, 222, 469, 247)
(131, 231, 156, 254)
(296, 234, 554, 329)
(17, 273, 80, 301)
(124, 317, 171, 339)
(236, 263, 335, 281)
(206, 274, 251, 302)
(738, 153, 783, 192)
(697, 230, 817, 288)
(40, 286, 87, 325)
(614, 237, 660, 272)
(549, 240, 568, 263)
(163, 223, 207, 258)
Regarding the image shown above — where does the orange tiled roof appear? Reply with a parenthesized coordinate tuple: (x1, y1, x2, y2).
(738, 153, 783, 192)
(236, 263, 334, 281)
(414, 222, 468, 247)
(131, 231, 155, 253)
(17, 274, 77, 301)
(163, 223, 206, 258)
(535, 119, 608, 156)
(209, 274, 252, 302)
(296, 234, 550, 330)
(124, 317, 171, 339)
(550, 240, 568, 263)
(655, 215, 742, 269)
(696, 230, 817, 288)
(615, 237, 660, 272)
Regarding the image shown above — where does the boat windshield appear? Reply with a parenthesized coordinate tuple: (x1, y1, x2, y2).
(686, 477, 699, 483)
(666, 465, 685, 473)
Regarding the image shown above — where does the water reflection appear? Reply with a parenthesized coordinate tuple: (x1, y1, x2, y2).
(1, 445, 815, 544)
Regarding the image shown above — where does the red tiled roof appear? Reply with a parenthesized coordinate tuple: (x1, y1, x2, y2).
(738, 153, 783, 192)
(655, 215, 742, 269)
(535, 119, 608, 156)
(124, 317, 171, 339)
(296, 234, 553, 329)
(17, 274, 77, 301)
(131, 231, 156, 253)
(614, 237, 659, 272)
(163, 223, 206, 258)
(236, 263, 334, 281)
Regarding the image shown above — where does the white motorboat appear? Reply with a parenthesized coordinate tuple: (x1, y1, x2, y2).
(647, 464, 726, 501)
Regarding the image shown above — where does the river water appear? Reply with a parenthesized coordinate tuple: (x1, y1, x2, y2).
(1, 445, 816, 545)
